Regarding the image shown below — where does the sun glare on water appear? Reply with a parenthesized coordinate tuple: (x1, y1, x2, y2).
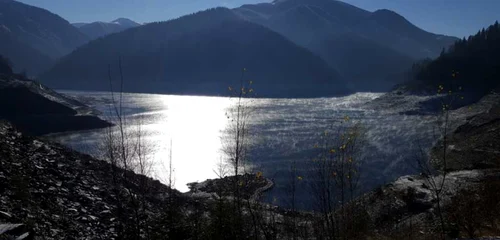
(50, 92, 237, 192)
(135, 95, 233, 192)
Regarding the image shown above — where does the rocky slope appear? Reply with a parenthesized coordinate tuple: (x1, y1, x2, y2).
(355, 169, 500, 238)
(0, 76, 112, 135)
(366, 79, 500, 117)
(0, 121, 279, 239)
(187, 174, 274, 201)
(0, 121, 176, 239)
(356, 92, 500, 238)
(431, 98, 500, 171)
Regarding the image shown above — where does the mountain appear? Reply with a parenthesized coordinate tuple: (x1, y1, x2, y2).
(0, 29, 54, 75)
(368, 22, 500, 116)
(72, 22, 88, 28)
(39, 8, 349, 98)
(73, 18, 141, 40)
(233, 0, 458, 91)
(0, 0, 89, 75)
(402, 21, 500, 103)
(358, 9, 458, 59)
(111, 18, 141, 28)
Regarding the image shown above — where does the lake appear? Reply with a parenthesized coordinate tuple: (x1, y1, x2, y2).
(49, 91, 437, 209)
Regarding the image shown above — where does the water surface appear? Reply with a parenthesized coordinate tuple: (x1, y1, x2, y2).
(50, 91, 437, 209)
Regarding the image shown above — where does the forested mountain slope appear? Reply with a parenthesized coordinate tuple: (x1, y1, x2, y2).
(402, 21, 500, 103)
(0, 0, 89, 75)
(40, 8, 349, 97)
(234, 0, 458, 91)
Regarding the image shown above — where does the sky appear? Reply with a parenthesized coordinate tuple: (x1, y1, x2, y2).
(17, 0, 500, 38)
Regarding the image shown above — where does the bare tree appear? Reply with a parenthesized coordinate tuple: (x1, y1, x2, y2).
(222, 68, 254, 237)
(285, 159, 300, 240)
(100, 60, 129, 238)
(100, 58, 156, 239)
(132, 115, 155, 239)
(309, 117, 364, 240)
(413, 81, 463, 239)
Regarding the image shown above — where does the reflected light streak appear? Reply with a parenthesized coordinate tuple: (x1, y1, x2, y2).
(148, 95, 233, 192)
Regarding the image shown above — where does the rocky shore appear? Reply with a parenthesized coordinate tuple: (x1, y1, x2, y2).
(186, 174, 274, 201)
(0, 121, 174, 239)
(355, 91, 500, 238)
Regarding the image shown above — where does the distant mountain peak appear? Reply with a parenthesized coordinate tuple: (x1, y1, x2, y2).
(368, 8, 414, 29)
(72, 18, 140, 28)
(373, 8, 398, 14)
(110, 18, 140, 27)
(271, 0, 358, 6)
(73, 18, 141, 40)
(112, 17, 133, 22)
(372, 9, 407, 20)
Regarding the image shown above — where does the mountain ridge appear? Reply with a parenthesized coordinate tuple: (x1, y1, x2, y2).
(0, 0, 89, 75)
(39, 7, 350, 98)
(1, 0, 460, 94)
(0, 0, 89, 58)
(233, 0, 458, 91)
(73, 18, 141, 40)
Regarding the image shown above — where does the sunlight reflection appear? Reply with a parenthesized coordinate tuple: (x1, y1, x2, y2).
(148, 95, 233, 191)
(51, 90, 438, 202)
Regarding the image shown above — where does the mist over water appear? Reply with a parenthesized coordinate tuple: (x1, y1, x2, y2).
(50, 91, 437, 209)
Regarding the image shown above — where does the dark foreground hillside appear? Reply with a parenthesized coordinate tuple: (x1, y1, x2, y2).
(0, 121, 177, 239)
(0, 121, 280, 239)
